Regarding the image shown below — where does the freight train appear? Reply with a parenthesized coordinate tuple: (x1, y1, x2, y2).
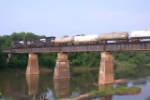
(11, 30, 150, 48)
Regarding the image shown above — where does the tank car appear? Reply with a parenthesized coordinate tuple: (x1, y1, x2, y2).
(74, 34, 99, 45)
(130, 30, 150, 42)
(54, 37, 74, 46)
(99, 32, 128, 43)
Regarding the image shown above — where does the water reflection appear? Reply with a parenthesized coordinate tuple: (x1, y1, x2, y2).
(0, 71, 150, 100)
(0, 74, 30, 100)
(26, 75, 39, 95)
(99, 96, 112, 100)
(54, 79, 70, 99)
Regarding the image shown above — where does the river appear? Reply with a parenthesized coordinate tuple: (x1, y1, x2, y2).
(0, 70, 150, 100)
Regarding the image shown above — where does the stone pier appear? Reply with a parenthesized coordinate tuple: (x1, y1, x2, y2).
(26, 53, 39, 75)
(53, 52, 70, 79)
(98, 52, 114, 85)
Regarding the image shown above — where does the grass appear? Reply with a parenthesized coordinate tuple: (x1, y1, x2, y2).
(70, 86, 141, 100)
(89, 86, 140, 96)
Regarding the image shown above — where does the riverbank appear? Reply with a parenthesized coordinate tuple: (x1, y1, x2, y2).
(0, 67, 99, 73)
(65, 86, 141, 100)
(71, 67, 99, 71)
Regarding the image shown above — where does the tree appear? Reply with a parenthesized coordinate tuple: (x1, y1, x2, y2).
(0, 50, 6, 71)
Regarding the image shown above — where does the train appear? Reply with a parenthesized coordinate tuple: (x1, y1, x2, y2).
(11, 30, 150, 48)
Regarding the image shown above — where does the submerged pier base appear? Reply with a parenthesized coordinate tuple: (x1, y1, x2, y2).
(98, 52, 114, 85)
(53, 52, 70, 79)
(26, 53, 39, 75)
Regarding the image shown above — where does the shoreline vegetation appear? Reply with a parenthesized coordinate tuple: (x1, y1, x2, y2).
(63, 86, 141, 100)
(0, 86, 1, 98)
(0, 92, 1, 98)
(145, 96, 150, 100)
(71, 67, 99, 71)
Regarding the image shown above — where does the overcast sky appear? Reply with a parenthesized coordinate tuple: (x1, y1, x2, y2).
(0, 0, 150, 37)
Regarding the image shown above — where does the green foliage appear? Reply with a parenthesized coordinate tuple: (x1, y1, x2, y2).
(0, 32, 49, 72)
(145, 96, 150, 100)
(89, 86, 140, 95)
(6, 54, 27, 71)
(0, 86, 1, 98)
(0, 50, 6, 71)
(0, 32, 44, 49)
(39, 53, 56, 69)
(69, 52, 99, 68)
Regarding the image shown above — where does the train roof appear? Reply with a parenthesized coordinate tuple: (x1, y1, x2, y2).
(46, 36, 56, 38)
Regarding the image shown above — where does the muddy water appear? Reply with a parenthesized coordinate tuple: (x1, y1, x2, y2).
(0, 70, 150, 100)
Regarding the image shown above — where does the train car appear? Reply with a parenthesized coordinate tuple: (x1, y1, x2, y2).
(26, 40, 31, 47)
(46, 36, 56, 46)
(130, 30, 150, 42)
(31, 38, 44, 47)
(54, 36, 74, 45)
(74, 34, 99, 45)
(99, 32, 128, 43)
(30, 36, 56, 47)
(11, 40, 26, 48)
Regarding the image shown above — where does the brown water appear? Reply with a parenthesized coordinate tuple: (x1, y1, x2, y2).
(0, 70, 150, 100)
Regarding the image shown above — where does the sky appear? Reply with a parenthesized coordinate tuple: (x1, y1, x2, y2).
(0, 0, 150, 38)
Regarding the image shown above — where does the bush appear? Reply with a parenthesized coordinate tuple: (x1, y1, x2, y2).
(145, 96, 150, 100)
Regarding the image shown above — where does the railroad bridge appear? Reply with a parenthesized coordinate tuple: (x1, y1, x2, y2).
(2, 41, 150, 85)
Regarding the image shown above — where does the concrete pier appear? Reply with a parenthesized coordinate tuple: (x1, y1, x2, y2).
(26, 53, 39, 75)
(53, 52, 70, 79)
(98, 52, 114, 85)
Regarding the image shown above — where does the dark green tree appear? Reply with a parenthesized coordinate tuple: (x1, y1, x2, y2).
(0, 50, 6, 71)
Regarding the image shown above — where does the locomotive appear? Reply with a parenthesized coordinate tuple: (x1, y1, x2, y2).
(11, 36, 56, 48)
(11, 30, 150, 48)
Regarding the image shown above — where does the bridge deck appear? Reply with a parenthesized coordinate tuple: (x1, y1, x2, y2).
(2, 42, 150, 53)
